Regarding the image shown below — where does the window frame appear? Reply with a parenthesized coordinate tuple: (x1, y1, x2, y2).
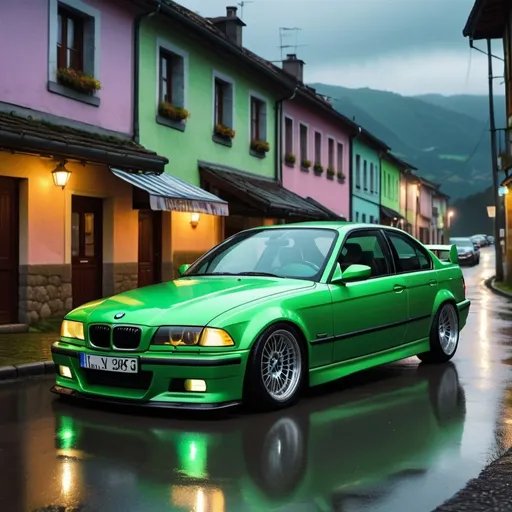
(355, 154, 361, 188)
(382, 229, 433, 274)
(299, 122, 309, 164)
(336, 142, 344, 175)
(57, 6, 84, 71)
(363, 160, 368, 190)
(314, 131, 322, 165)
(48, 0, 101, 105)
(327, 137, 335, 170)
(284, 116, 294, 156)
(249, 92, 268, 143)
(212, 70, 235, 130)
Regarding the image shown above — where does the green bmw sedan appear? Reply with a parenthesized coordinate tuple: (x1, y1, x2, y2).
(51, 222, 470, 411)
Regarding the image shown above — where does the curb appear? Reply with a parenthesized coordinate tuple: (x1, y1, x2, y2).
(0, 361, 55, 382)
(484, 275, 512, 299)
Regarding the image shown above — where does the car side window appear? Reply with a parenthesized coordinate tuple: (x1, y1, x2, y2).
(386, 232, 432, 273)
(338, 230, 394, 277)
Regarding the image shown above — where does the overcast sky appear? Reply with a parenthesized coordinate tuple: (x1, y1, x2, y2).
(178, 0, 505, 96)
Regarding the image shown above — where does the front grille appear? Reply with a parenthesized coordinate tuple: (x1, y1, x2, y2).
(82, 369, 152, 390)
(113, 326, 142, 350)
(89, 325, 111, 349)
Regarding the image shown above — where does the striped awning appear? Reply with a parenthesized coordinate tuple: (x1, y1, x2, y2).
(110, 167, 229, 216)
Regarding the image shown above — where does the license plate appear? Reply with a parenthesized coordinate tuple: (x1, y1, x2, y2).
(79, 353, 138, 373)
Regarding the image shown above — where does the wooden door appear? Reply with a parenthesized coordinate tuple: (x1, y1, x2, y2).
(138, 210, 162, 288)
(72, 195, 103, 308)
(0, 177, 18, 324)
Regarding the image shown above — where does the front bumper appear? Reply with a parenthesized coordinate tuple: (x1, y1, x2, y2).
(51, 342, 249, 409)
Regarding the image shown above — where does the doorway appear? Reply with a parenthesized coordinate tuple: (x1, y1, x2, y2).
(71, 195, 103, 308)
(138, 210, 162, 288)
(0, 177, 18, 324)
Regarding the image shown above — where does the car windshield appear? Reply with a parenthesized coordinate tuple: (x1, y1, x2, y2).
(184, 228, 338, 281)
(450, 239, 473, 251)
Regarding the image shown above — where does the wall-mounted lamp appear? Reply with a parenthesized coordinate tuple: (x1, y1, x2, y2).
(52, 161, 72, 189)
(499, 185, 509, 196)
(190, 212, 200, 228)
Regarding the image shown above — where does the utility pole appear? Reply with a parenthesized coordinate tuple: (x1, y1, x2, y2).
(487, 37, 504, 281)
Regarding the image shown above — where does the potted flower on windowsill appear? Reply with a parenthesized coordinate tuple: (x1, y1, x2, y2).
(158, 102, 190, 123)
(301, 159, 312, 172)
(56, 68, 101, 95)
(326, 167, 335, 180)
(337, 171, 346, 183)
(250, 139, 270, 157)
(214, 123, 236, 140)
(313, 163, 324, 175)
(284, 153, 296, 167)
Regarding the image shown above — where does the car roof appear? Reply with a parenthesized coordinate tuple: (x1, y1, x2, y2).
(426, 245, 451, 250)
(249, 221, 412, 235)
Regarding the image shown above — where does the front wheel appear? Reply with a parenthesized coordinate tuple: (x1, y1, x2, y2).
(417, 302, 459, 364)
(244, 324, 306, 411)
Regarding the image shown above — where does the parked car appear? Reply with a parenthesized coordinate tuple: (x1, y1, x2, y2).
(449, 237, 480, 266)
(486, 235, 495, 245)
(51, 222, 471, 411)
(471, 234, 489, 248)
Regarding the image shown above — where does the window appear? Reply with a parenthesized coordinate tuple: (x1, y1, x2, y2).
(214, 74, 234, 128)
(250, 95, 267, 142)
(185, 228, 338, 282)
(383, 172, 387, 198)
(57, 6, 84, 71)
(355, 155, 361, 188)
(386, 231, 432, 273)
(362, 213, 367, 223)
(355, 212, 359, 222)
(328, 138, 335, 169)
(338, 231, 393, 277)
(370, 163, 374, 192)
(159, 48, 185, 107)
(300, 124, 308, 163)
(387, 174, 391, 199)
(314, 132, 322, 164)
(337, 143, 343, 174)
(369, 215, 374, 223)
(363, 160, 368, 190)
(285, 117, 293, 155)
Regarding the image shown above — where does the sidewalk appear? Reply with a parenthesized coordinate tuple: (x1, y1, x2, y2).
(434, 448, 512, 511)
(0, 331, 56, 366)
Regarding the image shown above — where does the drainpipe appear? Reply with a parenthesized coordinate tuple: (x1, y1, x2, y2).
(133, 1, 162, 144)
(378, 151, 383, 225)
(350, 126, 362, 221)
(275, 86, 298, 184)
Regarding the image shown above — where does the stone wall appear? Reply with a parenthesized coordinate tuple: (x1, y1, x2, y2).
(19, 264, 72, 324)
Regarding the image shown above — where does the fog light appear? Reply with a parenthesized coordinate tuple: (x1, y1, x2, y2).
(59, 365, 72, 379)
(184, 379, 206, 392)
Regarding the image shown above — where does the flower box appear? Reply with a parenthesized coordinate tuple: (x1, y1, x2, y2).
(337, 171, 346, 183)
(326, 167, 335, 180)
(313, 163, 324, 175)
(301, 159, 311, 172)
(56, 68, 101, 95)
(250, 139, 270, 157)
(158, 102, 190, 122)
(284, 153, 296, 166)
(214, 123, 236, 139)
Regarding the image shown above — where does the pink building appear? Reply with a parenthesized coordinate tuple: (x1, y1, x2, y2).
(280, 55, 356, 219)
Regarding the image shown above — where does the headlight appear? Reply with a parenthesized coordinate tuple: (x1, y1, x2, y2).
(152, 326, 234, 347)
(60, 320, 85, 341)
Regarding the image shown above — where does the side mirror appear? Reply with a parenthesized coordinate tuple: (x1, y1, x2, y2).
(331, 263, 372, 284)
(178, 263, 190, 276)
(448, 245, 459, 265)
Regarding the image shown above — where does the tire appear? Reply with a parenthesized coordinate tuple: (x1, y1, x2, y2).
(417, 302, 459, 364)
(243, 323, 306, 411)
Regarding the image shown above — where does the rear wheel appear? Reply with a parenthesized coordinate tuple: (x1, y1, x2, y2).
(244, 323, 306, 410)
(417, 302, 459, 364)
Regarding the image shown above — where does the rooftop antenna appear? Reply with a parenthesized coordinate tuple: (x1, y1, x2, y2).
(237, 0, 253, 20)
(278, 27, 306, 61)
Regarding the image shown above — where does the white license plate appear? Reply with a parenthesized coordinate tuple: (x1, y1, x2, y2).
(79, 353, 138, 373)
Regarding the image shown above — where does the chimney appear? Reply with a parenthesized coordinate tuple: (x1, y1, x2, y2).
(282, 53, 305, 82)
(210, 6, 246, 46)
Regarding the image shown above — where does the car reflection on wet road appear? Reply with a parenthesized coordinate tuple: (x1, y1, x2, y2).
(1, 247, 512, 512)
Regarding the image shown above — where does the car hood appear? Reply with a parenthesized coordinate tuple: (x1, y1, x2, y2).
(69, 276, 314, 326)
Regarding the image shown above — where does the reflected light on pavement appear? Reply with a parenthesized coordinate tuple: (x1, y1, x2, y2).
(478, 291, 491, 380)
(61, 460, 72, 495)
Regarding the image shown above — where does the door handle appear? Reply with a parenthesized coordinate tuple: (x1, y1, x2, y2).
(393, 284, 406, 292)
(79, 259, 89, 263)
(428, 279, 437, 287)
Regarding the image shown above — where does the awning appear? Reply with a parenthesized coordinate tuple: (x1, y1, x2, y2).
(0, 111, 168, 174)
(198, 161, 332, 220)
(380, 205, 405, 220)
(111, 167, 229, 216)
(305, 197, 346, 221)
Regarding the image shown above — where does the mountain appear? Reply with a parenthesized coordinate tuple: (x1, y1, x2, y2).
(449, 185, 494, 236)
(308, 84, 506, 200)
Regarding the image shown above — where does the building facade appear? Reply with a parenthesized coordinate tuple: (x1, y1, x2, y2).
(352, 131, 390, 223)
(0, 0, 228, 326)
(280, 56, 354, 219)
(137, 5, 329, 272)
(432, 190, 450, 244)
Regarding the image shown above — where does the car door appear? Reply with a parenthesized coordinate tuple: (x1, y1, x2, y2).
(329, 229, 409, 362)
(383, 229, 437, 345)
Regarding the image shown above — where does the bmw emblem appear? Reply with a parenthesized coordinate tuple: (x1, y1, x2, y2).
(114, 312, 125, 320)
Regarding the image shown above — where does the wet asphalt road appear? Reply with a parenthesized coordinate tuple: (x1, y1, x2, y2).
(1, 247, 512, 512)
